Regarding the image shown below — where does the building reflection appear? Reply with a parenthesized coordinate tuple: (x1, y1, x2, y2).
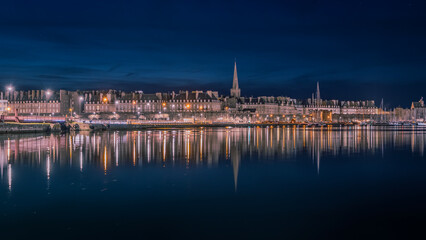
(1, 127, 426, 191)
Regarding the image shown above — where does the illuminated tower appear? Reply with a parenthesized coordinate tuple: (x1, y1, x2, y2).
(230, 60, 241, 98)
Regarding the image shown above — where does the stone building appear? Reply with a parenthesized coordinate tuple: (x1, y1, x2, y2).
(2, 90, 61, 115)
(82, 90, 221, 119)
(411, 97, 426, 121)
(169, 91, 221, 112)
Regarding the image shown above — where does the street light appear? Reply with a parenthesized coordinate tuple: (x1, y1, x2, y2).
(6, 85, 14, 100)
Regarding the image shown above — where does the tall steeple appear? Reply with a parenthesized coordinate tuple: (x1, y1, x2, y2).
(316, 81, 321, 105)
(230, 60, 241, 98)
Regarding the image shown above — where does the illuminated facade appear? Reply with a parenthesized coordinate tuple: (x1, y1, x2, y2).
(3, 90, 61, 115)
(81, 90, 221, 115)
(0, 64, 381, 121)
(0, 100, 8, 115)
(411, 97, 426, 121)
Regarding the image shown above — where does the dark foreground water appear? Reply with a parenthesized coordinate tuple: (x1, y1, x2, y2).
(1, 127, 426, 239)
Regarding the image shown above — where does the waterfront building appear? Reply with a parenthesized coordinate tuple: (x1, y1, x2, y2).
(411, 97, 426, 122)
(2, 90, 61, 115)
(81, 89, 221, 120)
(84, 90, 119, 114)
(392, 107, 412, 122)
(238, 96, 300, 115)
(168, 90, 221, 112)
(0, 89, 81, 116)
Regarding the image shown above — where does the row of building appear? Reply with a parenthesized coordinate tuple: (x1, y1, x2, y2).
(1, 61, 423, 122)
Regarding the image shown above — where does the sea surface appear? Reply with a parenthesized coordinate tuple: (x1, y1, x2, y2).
(1, 127, 426, 239)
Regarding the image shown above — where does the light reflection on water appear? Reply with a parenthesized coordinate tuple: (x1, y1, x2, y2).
(1, 126, 426, 192)
(2, 127, 426, 238)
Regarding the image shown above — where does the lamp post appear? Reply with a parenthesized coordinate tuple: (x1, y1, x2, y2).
(78, 96, 84, 114)
(38, 90, 51, 120)
(5, 85, 14, 101)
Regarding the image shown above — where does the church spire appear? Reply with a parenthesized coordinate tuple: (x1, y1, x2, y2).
(316, 81, 321, 105)
(230, 59, 241, 98)
(233, 60, 238, 89)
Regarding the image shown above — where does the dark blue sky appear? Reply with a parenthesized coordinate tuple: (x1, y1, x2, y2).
(1, 0, 425, 107)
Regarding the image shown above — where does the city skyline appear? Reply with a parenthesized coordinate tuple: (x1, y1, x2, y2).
(0, 58, 423, 109)
(1, 0, 426, 107)
(0, 67, 418, 110)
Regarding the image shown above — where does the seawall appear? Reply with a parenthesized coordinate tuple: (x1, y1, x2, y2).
(0, 123, 51, 134)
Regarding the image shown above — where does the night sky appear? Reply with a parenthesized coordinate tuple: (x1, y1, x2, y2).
(1, 0, 425, 107)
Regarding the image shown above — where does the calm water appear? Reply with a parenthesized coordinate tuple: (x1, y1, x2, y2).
(1, 127, 426, 239)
